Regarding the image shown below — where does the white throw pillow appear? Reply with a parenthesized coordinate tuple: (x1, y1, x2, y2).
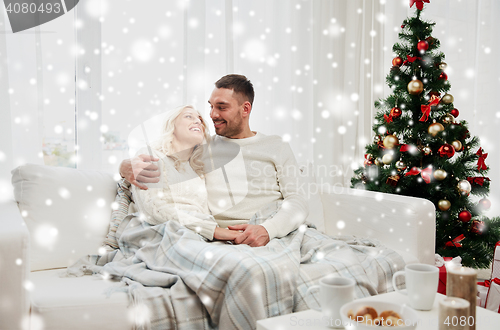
(11, 164, 117, 271)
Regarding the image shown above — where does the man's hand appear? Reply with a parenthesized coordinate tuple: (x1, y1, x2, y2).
(228, 224, 270, 247)
(119, 154, 160, 190)
(213, 227, 241, 241)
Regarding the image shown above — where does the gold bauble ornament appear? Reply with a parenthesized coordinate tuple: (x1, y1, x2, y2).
(373, 135, 382, 144)
(438, 199, 451, 211)
(395, 160, 407, 171)
(441, 113, 455, 125)
(366, 153, 373, 160)
(407, 79, 424, 95)
(428, 122, 445, 137)
(383, 135, 399, 149)
(441, 94, 454, 104)
(374, 158, 382, 166)
(457, 180, 472, 196)
(439, 62, 447, 70)
(433, 169, 448, 181)
(422, 146, 432, 156)
(382, 153, 394, 165)
(451, 140, 462, 152)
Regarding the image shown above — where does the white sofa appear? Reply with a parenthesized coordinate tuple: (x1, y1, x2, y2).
(0, 164, 435, 330)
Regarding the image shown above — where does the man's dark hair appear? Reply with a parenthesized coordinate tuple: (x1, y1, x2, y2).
(215, 74, 254, 105)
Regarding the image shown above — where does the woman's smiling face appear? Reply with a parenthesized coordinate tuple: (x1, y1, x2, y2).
(173, 108, 205, 147)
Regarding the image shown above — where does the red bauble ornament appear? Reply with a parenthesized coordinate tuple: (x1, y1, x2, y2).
(390, 107, 402, 119)
(471, 220, 486, 235)
(401, 25, 405, 28)
(450, 108, 459, 118)
(478, 198, 492, 210)
(364, 153, 374, 166)
(392, 57, 403, 67)
(439, 72, 448, 80)
(417, 40, 429, 52)
(459, 210, 472, 222)
(438, 144, 455, 158)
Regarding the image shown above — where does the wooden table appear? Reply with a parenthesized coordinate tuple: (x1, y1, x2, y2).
(256, 292, 500, 330)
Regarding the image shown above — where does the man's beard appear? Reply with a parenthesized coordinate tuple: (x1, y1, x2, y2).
(215, 118, 243, 138)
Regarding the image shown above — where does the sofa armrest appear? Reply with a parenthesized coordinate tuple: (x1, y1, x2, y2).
(320, 187, 435, 265)
(0, 200, 30, 330)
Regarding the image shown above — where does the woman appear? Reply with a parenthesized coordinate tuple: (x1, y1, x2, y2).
(131, 105, 240, 241)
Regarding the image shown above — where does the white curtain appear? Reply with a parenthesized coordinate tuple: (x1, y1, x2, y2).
(1, 0, 500, 217)
(0, 10, 45, 202)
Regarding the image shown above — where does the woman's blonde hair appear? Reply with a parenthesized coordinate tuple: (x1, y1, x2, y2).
(151, 105, 210, 176)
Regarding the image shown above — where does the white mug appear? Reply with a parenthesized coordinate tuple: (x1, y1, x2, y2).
(305, 276, 355, 328)
(392, 263, 439, 310)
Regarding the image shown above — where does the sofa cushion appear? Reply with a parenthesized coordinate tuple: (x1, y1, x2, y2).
(103, 179, 133, 249)
(12, 164, 117, 271)
(30, 269, 132, 330)
(299, 163, 325, 233)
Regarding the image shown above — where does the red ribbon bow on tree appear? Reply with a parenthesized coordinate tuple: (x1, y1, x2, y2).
(384, 114, 393, 123)
(466, 177, 490, 186)
(476, 148, 488, 171)
(402, 55, 423, 66)
(409, 0, 430, 10)
(399, 144, 410, 152)
(404, 166, 432, 183)
(420, 95, 441, 122)
(384, 107, 402, 123)
(445, 234, 465, 248)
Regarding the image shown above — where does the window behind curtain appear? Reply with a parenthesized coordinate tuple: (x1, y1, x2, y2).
(41, 11, 76, 168)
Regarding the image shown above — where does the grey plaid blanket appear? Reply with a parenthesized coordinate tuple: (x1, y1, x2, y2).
(66, 201, 405, 329)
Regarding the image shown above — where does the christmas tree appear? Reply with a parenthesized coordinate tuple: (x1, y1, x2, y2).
(351, 0, 500, 268)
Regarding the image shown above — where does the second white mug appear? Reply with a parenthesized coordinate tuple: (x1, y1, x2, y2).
(392, 263, 439, 310)
(306, 276, 356, 328)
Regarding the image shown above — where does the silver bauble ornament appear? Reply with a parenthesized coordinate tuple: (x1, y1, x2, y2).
(428, 122, 445, 137)
(383, 135, 399, 149)
(395, 160, 407, 171)
(382, 153, 394, 165)
(441, 113, 455, 125)
(407, 79, 424, 95)
(422, 146, 432, 156)
(457, 180, 472, 196)
(451, 140, 462, 152)
(441, 94, 454, 104)
(433, 169, 448, 181)
(438, 199, 451, 211)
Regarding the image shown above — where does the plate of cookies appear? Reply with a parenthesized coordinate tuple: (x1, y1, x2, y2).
(340, 300, 419, 329)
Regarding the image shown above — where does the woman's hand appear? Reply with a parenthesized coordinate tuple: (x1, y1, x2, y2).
(213, 227, 241, 241)
(228, 224, 270, 247)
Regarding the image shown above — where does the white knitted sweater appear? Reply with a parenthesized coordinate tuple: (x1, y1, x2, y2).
(131, 149, 217, 240)
(205, 132, 309, 240)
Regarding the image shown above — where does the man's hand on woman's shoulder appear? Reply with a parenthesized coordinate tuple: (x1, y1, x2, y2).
(119, 154, 161, 190)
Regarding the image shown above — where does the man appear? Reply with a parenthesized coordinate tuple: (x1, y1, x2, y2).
(120, 74, 308, 246)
